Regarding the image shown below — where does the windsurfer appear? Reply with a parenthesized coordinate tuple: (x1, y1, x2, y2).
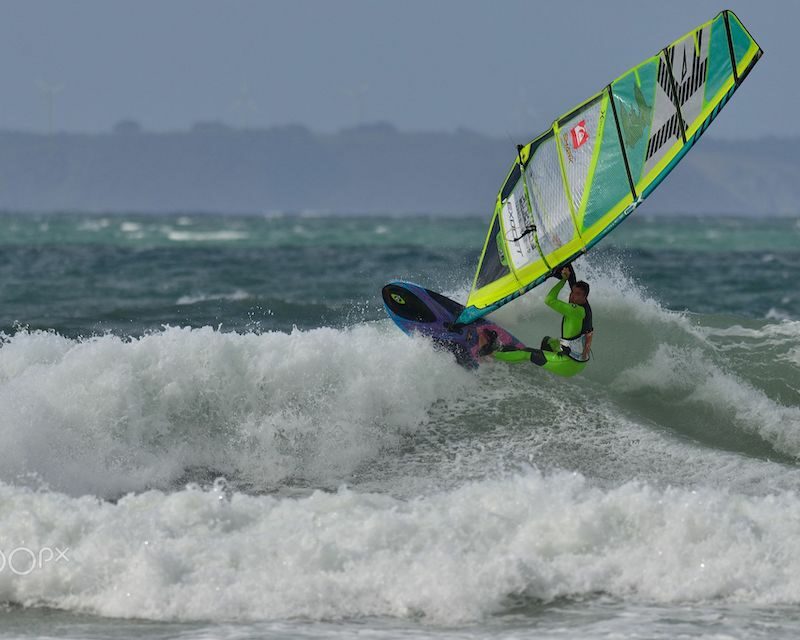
(490, 264, 593, 373)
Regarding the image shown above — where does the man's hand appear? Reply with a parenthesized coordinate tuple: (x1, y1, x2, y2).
(561, 266, 572, 280)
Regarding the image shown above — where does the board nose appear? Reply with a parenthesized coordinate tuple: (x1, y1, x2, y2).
(381, 284, 436, 323)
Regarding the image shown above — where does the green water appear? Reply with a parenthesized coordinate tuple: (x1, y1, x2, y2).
(0, 213, 797, 336)
(0, 212, 798, 640)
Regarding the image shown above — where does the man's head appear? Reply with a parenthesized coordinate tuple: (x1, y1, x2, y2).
(569, 281, 590, 305)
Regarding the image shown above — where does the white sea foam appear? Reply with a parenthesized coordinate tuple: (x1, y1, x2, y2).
(0, 258, 796, 630)
(166, 230, 249, 242)
(489, 256, 697, 340)
(176, 290, 252, 305)
(4, 472, 800, 623)
(0, 326, 471, 497)
(0, 256, 793, 500)
(699, 320, 800, 341)
(77, 218, 111, 232)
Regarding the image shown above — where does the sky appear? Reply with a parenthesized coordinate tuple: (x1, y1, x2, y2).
(0, 0, 787, 138)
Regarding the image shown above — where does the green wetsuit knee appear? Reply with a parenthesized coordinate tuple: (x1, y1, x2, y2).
(494, 345, 586, 377)
(541, 336, 561, 352)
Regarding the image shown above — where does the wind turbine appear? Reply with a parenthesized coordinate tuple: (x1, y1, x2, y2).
(232, 81, 261, 129)
(36, 80, 64, 134)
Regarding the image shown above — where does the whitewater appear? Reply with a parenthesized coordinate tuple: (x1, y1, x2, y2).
(0, 213, 798, 639)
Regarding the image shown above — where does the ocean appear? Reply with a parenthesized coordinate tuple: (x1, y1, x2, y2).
(0, 212, 798, 639)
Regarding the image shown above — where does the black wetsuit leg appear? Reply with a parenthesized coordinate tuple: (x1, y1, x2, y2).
(528, 349, 547, 366)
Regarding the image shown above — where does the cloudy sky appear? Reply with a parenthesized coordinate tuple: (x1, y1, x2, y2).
(0, 0, 784, 138)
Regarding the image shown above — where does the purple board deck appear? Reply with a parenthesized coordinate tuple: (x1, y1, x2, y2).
(381, 281, 527, 368)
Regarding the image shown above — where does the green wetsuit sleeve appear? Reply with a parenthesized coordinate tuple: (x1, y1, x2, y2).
(544, 278, 567, 306)
(545, 278, 585, 337)
(545, 279, 574, 316)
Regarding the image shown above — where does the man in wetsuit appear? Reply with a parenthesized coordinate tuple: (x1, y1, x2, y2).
(491, 264, 593, 375)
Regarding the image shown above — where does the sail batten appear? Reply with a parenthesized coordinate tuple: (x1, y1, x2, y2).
(457, 10, 761, 326)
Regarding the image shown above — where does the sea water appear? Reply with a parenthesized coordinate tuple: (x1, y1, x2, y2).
(0, 212, 798, 639)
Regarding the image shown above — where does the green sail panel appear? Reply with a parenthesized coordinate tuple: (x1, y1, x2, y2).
(611, 60, 657, 188)
(457, 10, 762, 325)
(729, 12, 755, 70)
(580, 95, 632, 231)
(704, 14, 734, 111)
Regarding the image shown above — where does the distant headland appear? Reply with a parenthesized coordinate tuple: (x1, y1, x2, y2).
(0, 121, 792, 216)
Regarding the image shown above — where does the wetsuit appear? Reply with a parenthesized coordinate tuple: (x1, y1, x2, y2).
(492, 269, 593, 377)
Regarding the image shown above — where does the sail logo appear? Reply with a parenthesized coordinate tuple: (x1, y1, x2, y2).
(570, 121, 589, 149)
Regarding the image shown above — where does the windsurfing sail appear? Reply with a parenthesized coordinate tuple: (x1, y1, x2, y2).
(457, 10, 761, 325)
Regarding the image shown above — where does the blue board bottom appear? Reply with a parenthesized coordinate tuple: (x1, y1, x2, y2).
(381, 281, 526, 368)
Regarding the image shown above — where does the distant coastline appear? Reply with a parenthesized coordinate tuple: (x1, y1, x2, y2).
(0, 122, 793, 216)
